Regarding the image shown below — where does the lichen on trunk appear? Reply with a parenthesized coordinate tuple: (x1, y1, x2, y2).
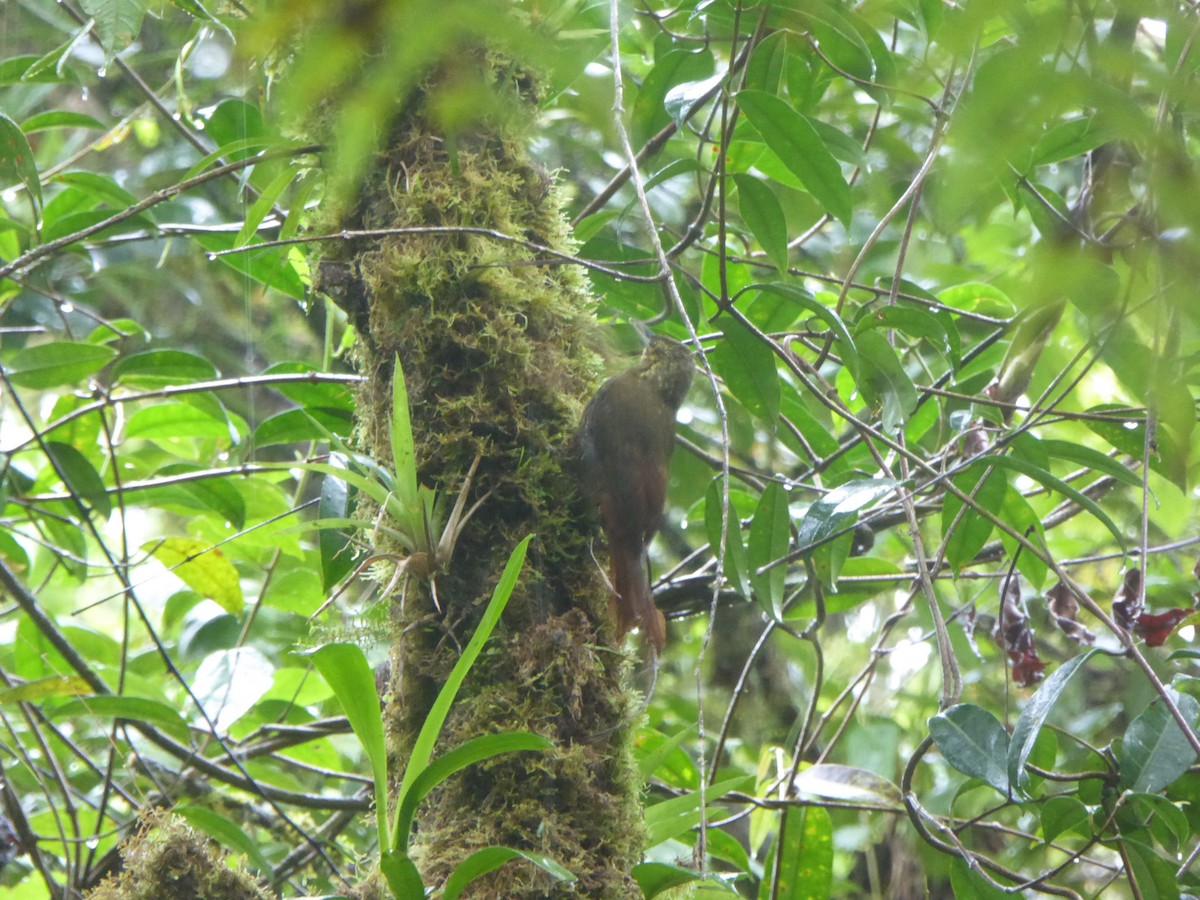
(317, 56, 646, 898)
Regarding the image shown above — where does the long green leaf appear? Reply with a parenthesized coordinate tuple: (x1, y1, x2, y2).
(990, 455, 1126, 552)
(308, 643, 390, 848)
(443, 846, 575, 900)
(391, 355, 419, 513)
(392, 534, 533, 852)
(394, 731, 551, 851)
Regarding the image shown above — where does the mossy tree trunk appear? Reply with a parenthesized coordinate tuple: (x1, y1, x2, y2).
(317, 57, 645, 898)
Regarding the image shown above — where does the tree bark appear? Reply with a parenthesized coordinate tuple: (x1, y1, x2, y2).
(318, 53, 645, 898)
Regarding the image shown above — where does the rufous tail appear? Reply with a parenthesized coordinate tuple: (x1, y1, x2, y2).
(610, 543, 666, 651)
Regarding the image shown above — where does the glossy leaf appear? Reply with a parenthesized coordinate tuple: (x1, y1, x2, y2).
(929, 704, 1011, 796)
(792, 764, 904, 809)
(1118, 690, 1200, 794)
(1009, 651, 1097, 793)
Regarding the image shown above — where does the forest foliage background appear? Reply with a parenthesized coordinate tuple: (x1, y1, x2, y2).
(3, 0, 1200, 897)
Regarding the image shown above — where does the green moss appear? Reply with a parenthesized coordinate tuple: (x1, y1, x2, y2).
(84, 810, 272, 900)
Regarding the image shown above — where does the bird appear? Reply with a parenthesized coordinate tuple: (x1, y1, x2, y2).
(577, 334, 694, 651)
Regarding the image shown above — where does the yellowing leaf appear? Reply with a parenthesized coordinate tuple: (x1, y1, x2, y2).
(143, 537, 244, 614)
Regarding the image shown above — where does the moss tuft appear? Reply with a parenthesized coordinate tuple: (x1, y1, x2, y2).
(84, 809, 272, 900)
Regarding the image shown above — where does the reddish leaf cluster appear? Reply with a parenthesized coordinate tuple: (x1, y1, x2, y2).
(994, 573, 1046, 686)
(1111, 567, 1196, 648)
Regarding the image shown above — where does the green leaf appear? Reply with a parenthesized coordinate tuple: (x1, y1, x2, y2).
(52, 171, 140, 208)
(949, 857, 1012, 899)
(261, 362, 356, 410)
(0, 55, 81, 85)
(253, 407, 353, 446)
(942, 464, 1007, 572)
(396, 732, 553, 862)
(1027, 437, 1140, 488)
(194, 230, 306, 300)
(1030, 116, 1109, 168)
(748, 482, 790, 620)
(855, 305, 959, 368)
(937, 282, 1017, 319)
(1118, 690, 1200, 794)
(380, 850, 425, 899)
(644, 775, 755, 849)
(391, 355, 420, 514)
(1009, 651, 1098, 793)
(142, 464, 247, 531)
(308, 643, 390, 848)
(111, 349, 218, 387)
(796, 478, 897, 550)
(760, 805, 832, 900)
(142, 537, 244, 614)
(392, 535, 533, 852)
(712, 319, 780, 423)
(734, 173, 790, 273)
(0, 675, 92, 704)
(853, 331, 918, 432)
(443, 846, 575, 900)
(21, 110, 105, 132)
(748, 283, 857, 367)
(705, 479, 749, 599)
(0, 112, 42, 216)
(318, 465, 358, 593)
(990, 454, 1126, 552)
(1129, 793, 1191, 853)
(51, 695, 191, 741)
(235, 167, 302, 247)
(633, 862, 706, 898)
(633, 43, 714, 145)
(1040, 795, 1091, 843)
(1122, 838, 1182, 900)
(735, 90, 852, 226)
(45, 441, 112, 519)
(125, 402, 232, 442)
(79, 0, 150, 57)
(6, 341, 116, 388)
(175, 804, 272, 875)
(929, 704, 1011, 796)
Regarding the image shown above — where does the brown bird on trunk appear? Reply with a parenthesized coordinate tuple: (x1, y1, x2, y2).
(578, 335, 694, 651)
